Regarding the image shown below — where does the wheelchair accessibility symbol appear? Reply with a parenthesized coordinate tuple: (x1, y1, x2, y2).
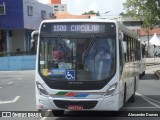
(65, 70, 75, 80)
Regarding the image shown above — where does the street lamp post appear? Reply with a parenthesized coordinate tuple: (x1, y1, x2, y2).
(104, 11, 110, 14)
(153, 44, 156, 58)
(100, 11, 110, 19)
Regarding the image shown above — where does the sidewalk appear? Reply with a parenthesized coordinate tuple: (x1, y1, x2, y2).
(145, 58, 160, 66)
(146, 58, 160, 79)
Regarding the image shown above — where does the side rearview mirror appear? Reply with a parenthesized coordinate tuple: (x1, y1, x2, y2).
(31, 30, 39, 41)
(31, 30, 39, 51)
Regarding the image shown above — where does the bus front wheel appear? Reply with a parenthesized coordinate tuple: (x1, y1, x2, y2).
(52, 110, 64, 117)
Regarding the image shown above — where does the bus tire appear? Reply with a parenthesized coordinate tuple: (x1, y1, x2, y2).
(129, 79, 136, 103)
(139, 74, 142, 79)
(123, 84, 126, 107)
(52, 110, 64, 117)
(142, 71, 145, 76)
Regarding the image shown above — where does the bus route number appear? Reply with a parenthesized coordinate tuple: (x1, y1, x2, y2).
(53, 25, 67, 32)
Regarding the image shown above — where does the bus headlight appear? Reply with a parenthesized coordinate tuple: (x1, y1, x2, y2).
(36, 82, 49, 96)
(104, 82, 117, 96)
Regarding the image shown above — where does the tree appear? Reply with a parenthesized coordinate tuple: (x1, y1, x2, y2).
(123, 0, 160, 29)
(119, 12, 129, 16)
(82, 10, 100, 16)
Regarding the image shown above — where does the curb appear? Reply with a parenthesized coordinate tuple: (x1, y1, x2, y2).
(146, 63, 160, 66)
(155, 70, 160, 80)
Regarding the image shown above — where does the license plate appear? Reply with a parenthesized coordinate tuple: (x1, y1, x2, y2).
(68, 105, 83, 111)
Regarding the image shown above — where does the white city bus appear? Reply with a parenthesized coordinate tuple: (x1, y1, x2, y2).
(33, 19, 140, 116)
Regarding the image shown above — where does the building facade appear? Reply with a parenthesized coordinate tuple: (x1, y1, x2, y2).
(50, 0, 61, 4)
(49, 0, 67, 12)
(0, 0, 53, 54)
(54, 11, 96, 19)
(0, 0, 54, 70)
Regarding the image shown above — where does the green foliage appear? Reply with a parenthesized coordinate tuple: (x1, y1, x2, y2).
(82, 10, 100, 16)
(123, 0, 160, 29)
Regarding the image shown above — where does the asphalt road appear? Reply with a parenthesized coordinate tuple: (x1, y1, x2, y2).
(0, 65, 160, 120)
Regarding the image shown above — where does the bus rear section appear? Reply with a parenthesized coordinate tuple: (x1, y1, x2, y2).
(34, 20, 138, 116)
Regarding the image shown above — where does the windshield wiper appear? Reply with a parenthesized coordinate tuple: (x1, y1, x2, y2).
(57, 35, 63, 41)
(83, 35, 97, 59)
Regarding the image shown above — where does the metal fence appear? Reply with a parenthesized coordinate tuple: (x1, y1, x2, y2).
(0, 51, 36, 57)
(0, 52, 36, 71)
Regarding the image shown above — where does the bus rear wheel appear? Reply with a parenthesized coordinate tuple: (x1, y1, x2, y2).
(52, 110, 64, 117)
(139, 74, 142, 79)
(129, 79, 136, 103)
(142, 71, 145, 76)
(123, 84, 126, 107)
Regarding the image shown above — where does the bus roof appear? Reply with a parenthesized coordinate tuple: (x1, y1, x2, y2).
(118, 22, 138, 40)
(41, 19, 117, 24)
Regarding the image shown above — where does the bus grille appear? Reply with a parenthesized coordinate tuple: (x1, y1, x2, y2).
(53, 100, 98, 109)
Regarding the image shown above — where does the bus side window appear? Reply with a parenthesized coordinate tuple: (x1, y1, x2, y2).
(119, 40, 124, 75)
(142, 45, 146, 58)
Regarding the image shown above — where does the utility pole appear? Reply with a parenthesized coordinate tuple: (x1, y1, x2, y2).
(147, 29, 150, 57)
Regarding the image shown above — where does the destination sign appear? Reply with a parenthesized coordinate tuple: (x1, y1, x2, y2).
(52, 24, 104, 33)
(41, 23, 108, 34)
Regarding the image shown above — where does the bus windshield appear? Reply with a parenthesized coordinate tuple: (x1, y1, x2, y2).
(39, 34, 116, 81)
(38, 22, 116, 82)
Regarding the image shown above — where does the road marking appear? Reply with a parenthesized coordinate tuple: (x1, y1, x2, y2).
(18, 78, 23, 80)
(136, 93, 160, 108)
(7, 82, 13, 85)
(141, 95, 160, 104)
(41, 110, 51, 120)
(0, 96, 20, 104)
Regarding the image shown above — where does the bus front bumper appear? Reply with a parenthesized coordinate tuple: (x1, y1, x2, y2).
(36, 93, 120, 111)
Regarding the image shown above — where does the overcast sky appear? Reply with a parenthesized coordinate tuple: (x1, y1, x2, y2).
(38, 0, 126, 16)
